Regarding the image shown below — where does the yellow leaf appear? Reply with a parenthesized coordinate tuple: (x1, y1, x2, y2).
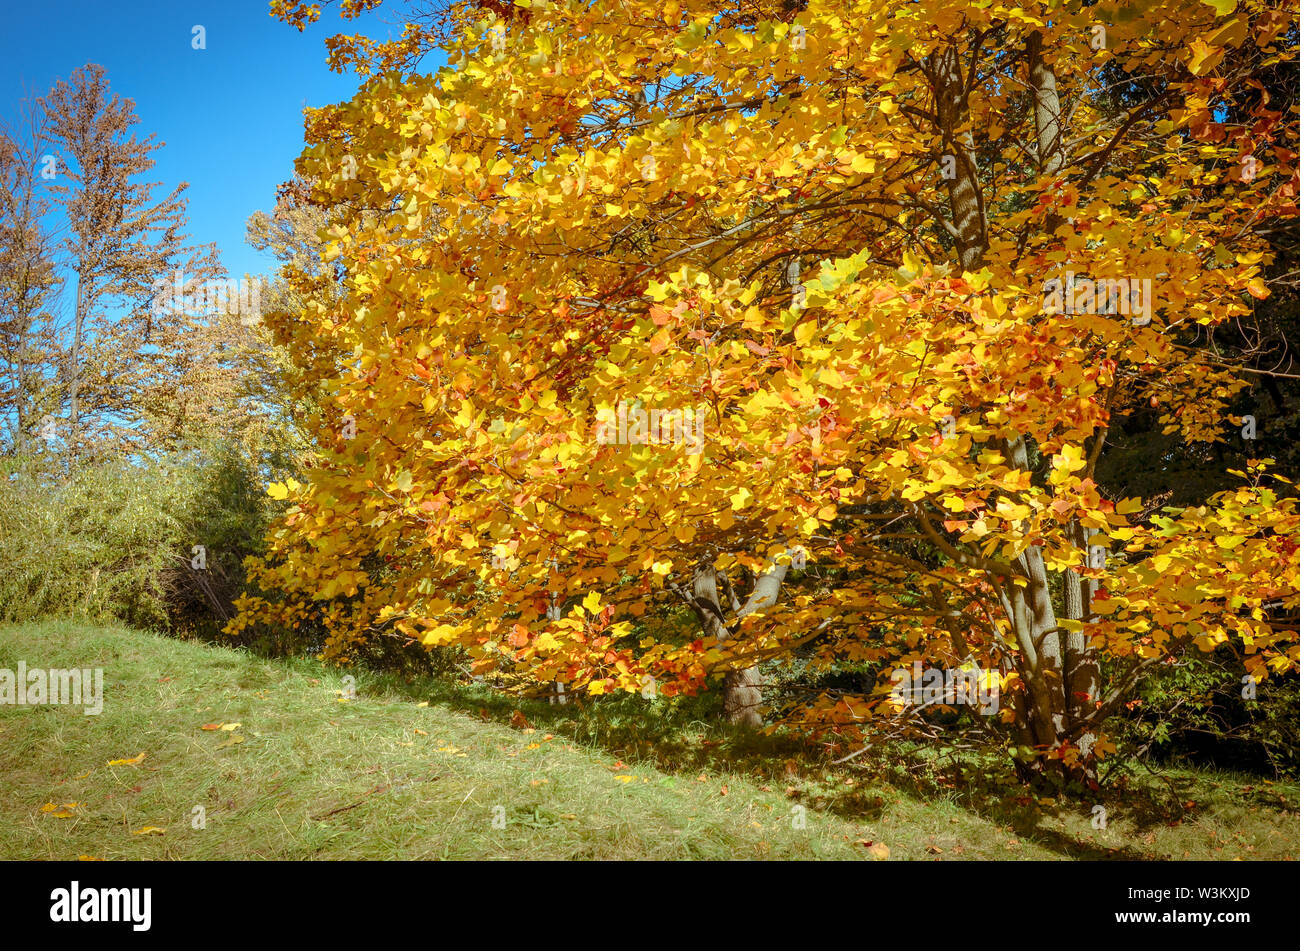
(107, 752, 147, 766)
(41, 802, 81, 818)
(131, 826, 166, 836)
(1208, 16, 1247, 49)
(1186, 37, 1225, 76)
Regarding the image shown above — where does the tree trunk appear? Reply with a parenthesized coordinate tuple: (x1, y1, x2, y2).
(68, 267, 85, 460)
(931, 45, 987, 271)
(687, 559, 789, 728)
(930, 35, 1081, 779)
(723, 669, 763, 727)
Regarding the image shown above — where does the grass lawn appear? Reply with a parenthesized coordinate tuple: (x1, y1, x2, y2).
(2, 619, 1297, 860)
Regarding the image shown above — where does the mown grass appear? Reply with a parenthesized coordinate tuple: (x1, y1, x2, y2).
(2, 619, 1297, 860)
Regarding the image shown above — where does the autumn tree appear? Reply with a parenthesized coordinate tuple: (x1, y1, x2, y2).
(238, 0, 1300, 782)
(39, 64, 224, 460)
(0, 103, 62, 458)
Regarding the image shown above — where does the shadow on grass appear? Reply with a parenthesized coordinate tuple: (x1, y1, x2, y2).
(342, 663, 1165, 857)
(203, 636, 1294, 861)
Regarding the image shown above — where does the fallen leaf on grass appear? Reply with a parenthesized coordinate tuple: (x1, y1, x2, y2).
(41, 802, 81, 818)
(200, 722, 240, 731)
(77, 855, 103, 861)
(107, 752, 147, 766)
(615, 775, 636, 784)
(510, 710, 533, 729)
(131, 826, 165, 836)
(865, 842, 890, 860)
(413, 728, 428, 736)
(215, 735, 244, 749)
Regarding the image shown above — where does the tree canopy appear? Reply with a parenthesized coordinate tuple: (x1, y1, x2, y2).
(233, 0, 1300, 780)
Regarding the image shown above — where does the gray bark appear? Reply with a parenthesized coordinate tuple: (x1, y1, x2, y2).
(685, 559, 790, 728)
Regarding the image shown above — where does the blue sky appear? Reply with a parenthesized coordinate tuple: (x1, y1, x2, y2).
(0, 0, 410, 281)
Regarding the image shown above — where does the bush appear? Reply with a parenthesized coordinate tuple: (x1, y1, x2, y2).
(1110, 645, 1300, 779)
(0, 443, 271, 634)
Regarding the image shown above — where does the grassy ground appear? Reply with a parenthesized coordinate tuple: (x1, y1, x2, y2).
(2, 619, 1298, 860)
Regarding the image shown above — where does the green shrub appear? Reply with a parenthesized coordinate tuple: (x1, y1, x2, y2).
(1110, 645, 1300, 779)
(0, 443, 270, 633)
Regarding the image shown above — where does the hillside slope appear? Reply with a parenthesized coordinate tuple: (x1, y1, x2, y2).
(2, 620, 1296, 860)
